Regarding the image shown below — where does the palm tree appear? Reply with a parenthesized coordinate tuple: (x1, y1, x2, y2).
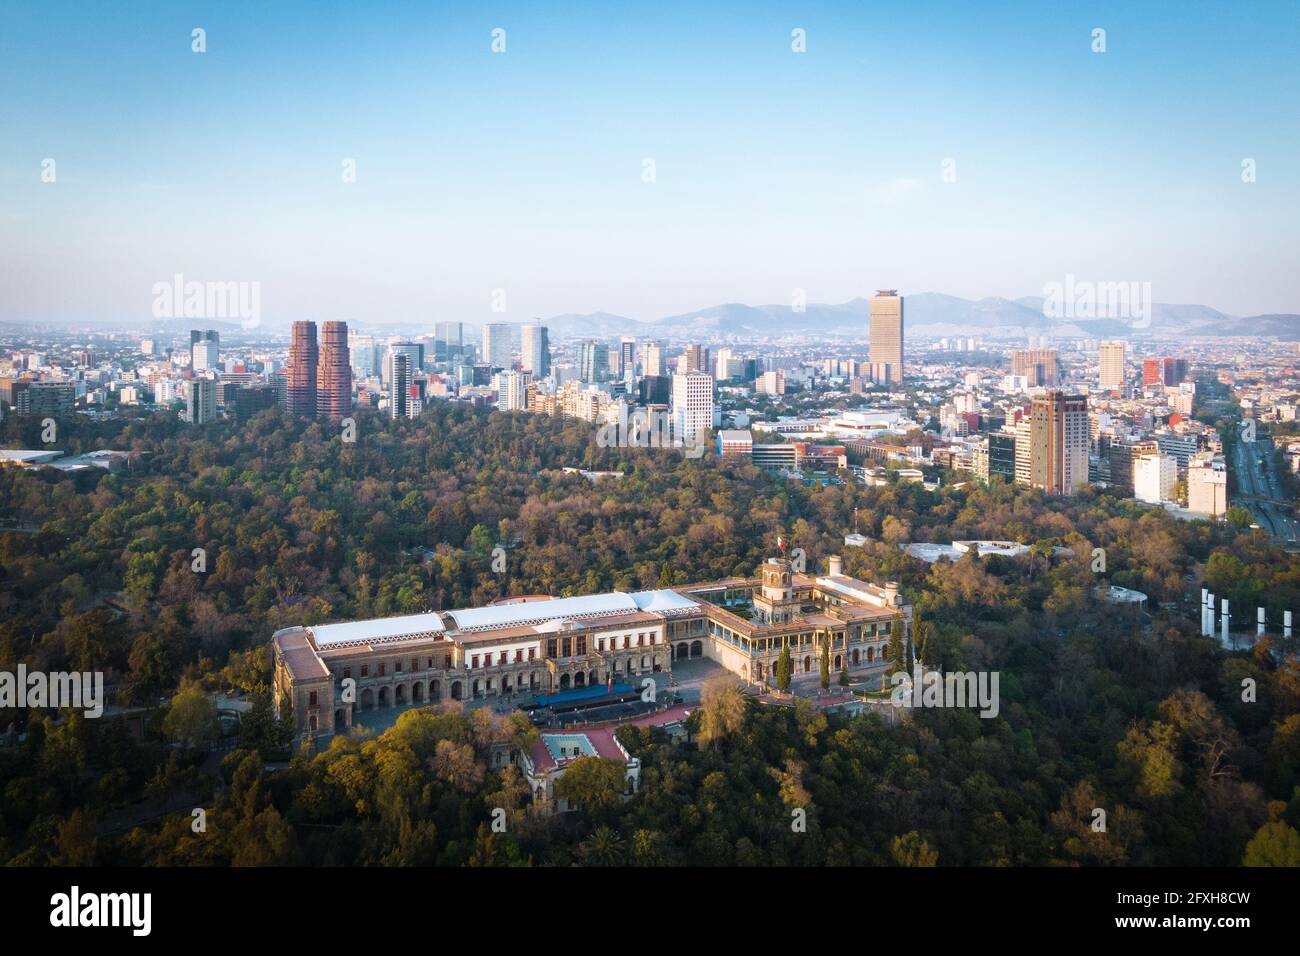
(577, 825, 626, 866)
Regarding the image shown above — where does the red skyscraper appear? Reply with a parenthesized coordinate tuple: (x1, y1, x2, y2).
(317, 321, 351, 423)
(286, 320, 319, 418)
(1142, 358, 1161, 387)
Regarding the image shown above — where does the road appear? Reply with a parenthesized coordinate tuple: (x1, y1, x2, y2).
(1231, 434, 1300, 544)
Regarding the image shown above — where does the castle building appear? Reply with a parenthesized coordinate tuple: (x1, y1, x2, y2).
(273, 555, 911, 740)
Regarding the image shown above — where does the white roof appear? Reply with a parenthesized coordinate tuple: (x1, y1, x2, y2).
(311, 612, 446, 648)
(630, 589, 700, 613)
(446, 593, 639, 631)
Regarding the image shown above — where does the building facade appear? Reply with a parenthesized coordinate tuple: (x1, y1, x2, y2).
(868, 291, 904, 384)
(273, 556, 911, 740)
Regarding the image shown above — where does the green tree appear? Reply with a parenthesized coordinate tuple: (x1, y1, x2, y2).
(163, 682, 219, 750)
(888, 617, 908, 675)
(776, 645, 792, 693)
(554, 756, 626, 815)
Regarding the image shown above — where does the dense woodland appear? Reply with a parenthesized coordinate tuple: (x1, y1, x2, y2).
(1, 403, 1299, 866)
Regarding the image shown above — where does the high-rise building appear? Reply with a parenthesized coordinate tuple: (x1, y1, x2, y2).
(482, 323, 512, 370)
(580, 340, 608, 383)
(496, 370, 531, 411)
(188, 377, 218, 425)
(190, 330, 219, 369)
(639, 375, 671, 406)
(1106, 439, 1159, 495)
(683, 344, 711, 375)
(988, 431, 1018, 482)
(385, 342, 424, 383)
(1142, 358, 1162, 387)
(1162, 357, 1189, 386)
(349, 333, 380, 379)
(387, 352, 412, 419)
(1134, 453, 1177, 504)
(1012, 348, 1059, 387)
(619, 337, 637, 380)
(868, 291, 904, 384)
(435, 322, 464, 363)
(191, 339, 219, 372)
(521, 322, 551, 377)
(1028, 391, 1089, 495)
(285, 321, 319, 418)
(318, 321, 352, 423)
(1099, 341, 1126, 390)
(643, 343, 663, 377)
(1188, 458, 1228, 517)
(672, 371, 714, 445)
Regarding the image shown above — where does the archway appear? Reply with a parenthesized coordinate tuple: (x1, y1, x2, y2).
(450, 681, 462, 700)
(834, 655, 842, 670)
(852, 649, 860, 665)
(677, 643, 690, 660)
(378, 686, 390, 708)
(395, 684, 407, 705)
(360, 688, 374, 710)
(690, 640, 703, 658)
(803, 656, 811, 673)
(430, 679, 441, 701)
(412, 682, 424, 703)
(867, 646, 875, 663)
(574, 672, 586, 688)
(472, 680, 482, 698)
(560, 673, 571, 690)
(334, 709, 346, 728)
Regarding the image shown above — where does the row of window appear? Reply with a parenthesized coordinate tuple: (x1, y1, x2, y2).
(339, 655, 451, 682)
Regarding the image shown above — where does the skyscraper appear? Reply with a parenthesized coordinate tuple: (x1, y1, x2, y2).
(521, 322, 551, 377)
(580, 340, 608, 383)
(387, 352, 411, 419)
(482, 323, 512, 370)
(434, 321, 464, 363)
(619, 337, 637, 379)
(1099, 341, 1126, 390)
(191, 339, 219, 372)
(1029, 391, 1089, 495)
(190, 329, 219, 369)
(188, 377, 218, 425)
(683, 344, 711, 375)
(286, 321, 319, 418)
(318, 320, 352, 423)
(1012, 348, 1059, 387)
(868, 291, 904, 384)
(672, 371, 714, 445)
(643, 342, 663, 377)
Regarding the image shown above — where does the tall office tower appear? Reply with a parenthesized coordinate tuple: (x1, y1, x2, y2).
(1162, 357, 1188, 386)
(385, 342, 424, 383)
(190, 329, 219, 369)
(868, 290, 904, 384)
(1099, 341, 1126, 389)
(482, 322, 513, 370)
(643, 342, 663, 377)
(1142, 358, 1162, 387)
(1029, 391, 1089, 495)
(639, 374, 671, 406)
(683, 344, 712, 375)
(672, 371, 714, 445)
(1134, 453, 1177, 504)
(349, 333, 379, 378)
(496, 370, 532, 411)
(317, 321, 352, 423)
(1011, 348, 1059, 387)
(617, 336, 637, 380)
(191, 339, 219, 372)
(714, 347, 734, 382)
(579, 339, 608, 383)
(435, 321, 464, 363)
(387, 352, 412, 419)
(285, 320, 319, 418)
(521, 322, 551, 377)
(188, 377, 218, 425)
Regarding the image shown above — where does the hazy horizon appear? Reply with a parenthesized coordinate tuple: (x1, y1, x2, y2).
(3, 0, 1298, 326)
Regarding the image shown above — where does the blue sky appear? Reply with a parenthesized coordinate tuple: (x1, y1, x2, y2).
(2, 0, 1297, 327)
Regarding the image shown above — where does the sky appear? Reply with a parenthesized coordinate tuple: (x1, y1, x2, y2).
(2, 0, 1298, 328)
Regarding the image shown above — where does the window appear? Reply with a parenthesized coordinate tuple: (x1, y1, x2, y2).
(528, 648, 536, 661)
(576, 636, 586, 655)
(598, 639, 605, 652)
(309, 691, 317, 706)
(412, 658, 419, 671)
(395, 660, 403, 673)
(361, 664, 369, 677)
(515, 650, 523, 663)
(547, 639, 558, 658)
(472, 655, 480, 668)
(378, 663, 387, 676)
(499, 652, 508, 666)
(342, 667, 351, 680)
(427, 657, 433, 668)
